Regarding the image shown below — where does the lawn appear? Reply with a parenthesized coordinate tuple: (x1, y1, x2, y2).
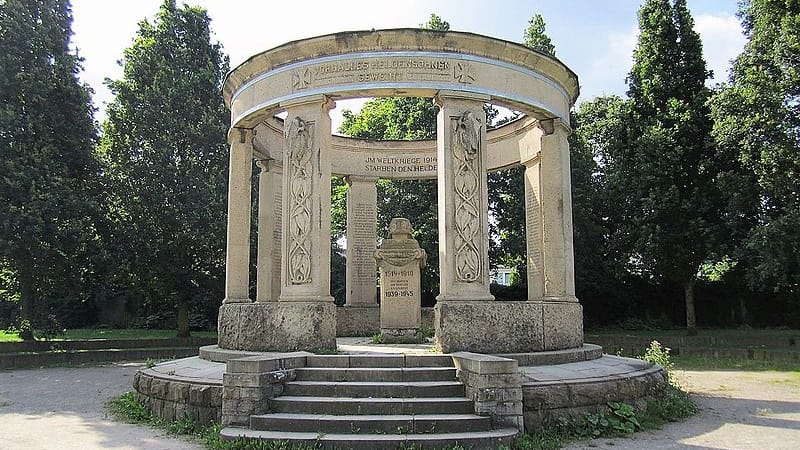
(585, 327, 800, 337)
(0, 328, 217, 342)
(672, 355, 800, 372)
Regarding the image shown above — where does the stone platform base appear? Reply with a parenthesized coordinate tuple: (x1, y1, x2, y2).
(435, 300, 583, 353)
(218, 302, 336, 352)
(521, 355, 666, 428)
(133, 339, 665, 436)
(133, 356, 224, 425)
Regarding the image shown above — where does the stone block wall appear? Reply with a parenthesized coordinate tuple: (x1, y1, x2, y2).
(522, 365, 666, 428)
(451, 352, 524, 431)
(133, 370, 221, 425)
(221, 352, 309, 425)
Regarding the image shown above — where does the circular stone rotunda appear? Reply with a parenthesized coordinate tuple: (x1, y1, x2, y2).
(133, 29, 666, 449)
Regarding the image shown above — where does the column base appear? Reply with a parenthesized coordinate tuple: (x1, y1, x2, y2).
(335, 304, 380, 337)
(434, 300, 583, 353)
(218, 302, 336, 351)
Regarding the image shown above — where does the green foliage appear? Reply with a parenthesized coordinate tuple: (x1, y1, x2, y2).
(709, 0, 800, 293)
(421, 13, 450, 31)
(639, 383, 697, 429)
(642, 340, 675, 377)
(610, 0, 729, 330)
(523, 14, 556, 56)
(110, 392, 150, 423)
(100, 0, 230, 336)
(0, 0, 101, 329)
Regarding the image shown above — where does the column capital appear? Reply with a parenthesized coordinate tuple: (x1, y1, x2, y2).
(537, 117, 572, 136)
(227, 127, 255, 146)
(255, 158, 275, 172)
(346, 175, 379, 185)
(433, 90, 490, 108)
(281, 94, 336, 113)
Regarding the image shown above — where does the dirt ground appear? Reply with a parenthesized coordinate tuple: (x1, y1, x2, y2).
(565, 369, 800, 450)
(1, 363, 798, 449)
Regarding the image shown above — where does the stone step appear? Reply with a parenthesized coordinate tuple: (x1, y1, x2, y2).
(284, 380, 465, 398)
(250, 413, 492, 434)
(269, 396, 475, 415)
(306, 354, 455, 368)
(220, 427, 519, 450)
(295, 367, 456, 382)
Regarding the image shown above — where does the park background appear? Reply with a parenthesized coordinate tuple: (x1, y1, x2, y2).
(1, 0, 798, 339)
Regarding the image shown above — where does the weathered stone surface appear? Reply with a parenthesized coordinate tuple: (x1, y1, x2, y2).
(335, 305, 380, 337)
(218, 302, 336, 352)
(435, 301, 544, 353)
(375, 218, 426, 335)
(542, 301, 583, 350)
(452, 352, 518, 375)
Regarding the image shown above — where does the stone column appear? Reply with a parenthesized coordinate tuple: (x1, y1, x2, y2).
(255, 159, 282, 302)
(434, 91, 494, 302)
(279, 95, 336, 303)
(538, 119, 577, 300)
(223, 128, 254, 304)
(521, 127, 545, 300)
(345, 175, 378, 307)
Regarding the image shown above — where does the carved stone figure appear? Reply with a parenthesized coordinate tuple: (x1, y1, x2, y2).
(451, 110, 482, 282)
(286, 117, 314, 284)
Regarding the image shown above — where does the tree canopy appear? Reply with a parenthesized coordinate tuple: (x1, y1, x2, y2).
(709, 0, 800, 293)
(99, 0, 230, 336)
(612, 0, 726, 332)
(0, 0, 100, 336)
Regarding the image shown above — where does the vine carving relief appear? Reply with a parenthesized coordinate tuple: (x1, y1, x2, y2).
(286, 117, 314, 284)
(451, 110, 482, 283)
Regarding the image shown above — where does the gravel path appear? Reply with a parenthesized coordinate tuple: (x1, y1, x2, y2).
(0, 362, 201, 450)
(565, 369, 800, 450)
(1, 363, 798, 449)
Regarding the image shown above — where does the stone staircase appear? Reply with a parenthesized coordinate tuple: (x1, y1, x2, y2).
(220, 354, 518, 449)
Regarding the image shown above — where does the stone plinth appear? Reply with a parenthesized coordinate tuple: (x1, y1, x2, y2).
(434, 301, 583, 353)
(374, 218, 427, 340)
(218, 302, 336, 352)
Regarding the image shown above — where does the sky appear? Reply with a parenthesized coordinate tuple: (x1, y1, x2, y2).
(70, 0, 746, 127)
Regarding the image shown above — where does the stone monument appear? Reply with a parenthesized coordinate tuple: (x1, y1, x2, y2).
(374, 218, 427, 341)
(216, 29, 582, 354)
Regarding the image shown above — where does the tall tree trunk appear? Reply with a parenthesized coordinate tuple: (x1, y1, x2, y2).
(684, 276, 698, 336)
(177, 299, 190, 338)
(738, 297, 748, 325)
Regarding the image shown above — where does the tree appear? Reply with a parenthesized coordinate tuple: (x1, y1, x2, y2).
(709, 0, 800, 292)
(523, 13, 556, 56)
(100, 0, 229, 336)
(421, 13, 450, 31)
(616, 0, 727, 333)
(0, 0, 99, 337)
(569, 96, 634, 323)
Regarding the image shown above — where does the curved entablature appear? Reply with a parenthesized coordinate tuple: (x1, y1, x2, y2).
(252, 114, 542, 179)
(224, 29, 579, 129)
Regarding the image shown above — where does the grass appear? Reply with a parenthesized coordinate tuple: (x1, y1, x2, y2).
(672, 355, 800, 372)
(0, 328, 217, 342)
(585, 327, 800, 337)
